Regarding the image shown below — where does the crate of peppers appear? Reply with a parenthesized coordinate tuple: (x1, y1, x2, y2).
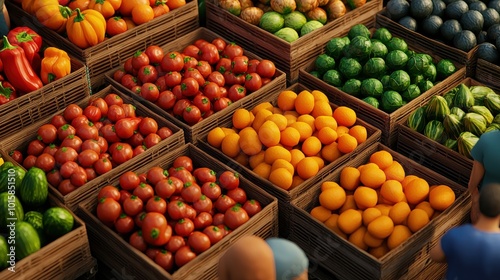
(0, 26, 89, 140)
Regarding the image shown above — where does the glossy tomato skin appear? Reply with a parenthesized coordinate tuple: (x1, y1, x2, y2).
(167, 200, 187, 220)
(212, 213, 225, 226)
(100, 124, 121, 143)
(155, 178, 176, 199)
(256, 59, 276, 79)
(135, 212, 148, 228)
(98, 185, 121, 201)
(164, 71, 182, 88)
(224, 206, 250, 230)
(145, 45, 164, 65)
(146, 248, 161, 261)
(119, 190, 132, 205)
(133, 182, 155, 202)
(161, 51, 184, 72)
(192, 94, 211, 113)
(147, 166, 168, 185)
(123, 195, 144, 216)
(105, 94, 124, 107)
(227, 188, 247, 205)
(203, 225, 224, 245)
(223, 43, 244, 59)
(129, 230, 148, 252)
(83, 106, 102, 123)
(9, 150, 24, 165)
(157, 127, 173, 139)
(184, 68, 205, 86)
(141, 82, 160, 102)
(85, 168, 97, 181)
(215, 57, 231, 74)
(165, 235, 186, 253)
(97, 137, 109, 154)
(121, 104, 136, 118)
(199, 43, 220, 65)
(70, 167, 88, 187)
(142, 212, 170, 246)
(242, 199, 262, 217)
(114, 213, 135, 235)
(213, 97, 231, 112)
(37, 124, 58, 144)
(173, 156, 193, 172)
(121, 74, 139, 89)
(46, 169, 63, 187)
(244, 73, 263, 92)
(227, 84, 247, 102)
(78, 149, 99, 168)
(175, 246, 197, 267)
(174, 218, 195, 237)
(94, 157, 113, 175)
(182, 44, 200, 60)
(155, 250, 174, 272)
(201, 182, 222, 201)
(202, 82, 221, 103)
(196, 61, 212, 78)
(219, 171, 240, 190)
(138, 117, 158, 135)
(34, 153, 55, 172)
(214, 195, 237, 213)
(81, 139, 101, 154)
(156, 90, 177, 110)
(58, 179, 76, 195)
(124, 58, 134, 74)
(90, 98, 109, 117)
(51, 115, 68, 129)
(169, 167, 195, 184)
(71, 115, 89, 129)
(180, 77, 199, 97)
(173, 99, 191, 117)
(193, 195, 213, 214)
(144, 133, 162, 149)
(27, 139, 46, 156)
(44, 144, 60, 157)
(107, 105, 125, 122)
(60, 161, 79, 179)
(211, 38, 226, 53)
(193, 212, 213, 230)
(231, 56, 249, 74)
(247, 59, 260, 74)
(120, 171, 141, 191)
(54, 146, 78, 166)
(207, 71, 225, 87)
(97, 197, 122, 223)
(132, 51, 150, 71)
(63, 104, 83, 121)
(22, 155, 37, 170)
(113, 68, 126, 83)
(188, 231, 211, 254)
(76, 122, 99, 141)
(155, 76, 168, 92)
(112, 143, 134, 165)
(145, 196, 167, 214)
(181, 182, 202, 203)
(183, 56, 199, 71)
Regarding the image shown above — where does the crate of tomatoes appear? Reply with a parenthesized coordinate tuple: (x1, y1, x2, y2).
(6, 0, 199, 90)
(0, 26, 88, 140)
(78, 143, 278, 279)
(0, 84, 184, 212)
(105, 27, 287, 143)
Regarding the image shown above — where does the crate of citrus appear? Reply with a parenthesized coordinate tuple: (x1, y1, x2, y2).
(288, 142, 470, 280)
(197, 83, 381, 236)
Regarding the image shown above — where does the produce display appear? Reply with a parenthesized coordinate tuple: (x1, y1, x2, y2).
(0, 27, 72, 105)
(112, 38, 278, 125)
(95, 156, 263, 273)
(0, 161, 76, 265)
(309, 24, 458, 113)
(216, 0, 371, 42)
(7, 92, 175, 195)
(206, 88, 370, 190)
(15, 0, 188, 48)
(407, 82, 500, 158)
(309, 149, 456, 258)
(386, 0, 500, 63)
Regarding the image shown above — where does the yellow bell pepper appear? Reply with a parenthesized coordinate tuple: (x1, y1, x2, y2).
(40, 47, 71, 84)
(0, 157, 4, 166)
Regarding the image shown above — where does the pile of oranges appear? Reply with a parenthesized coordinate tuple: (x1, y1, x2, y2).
(206, 89, 369, 190)
(310, 149, 457, 258)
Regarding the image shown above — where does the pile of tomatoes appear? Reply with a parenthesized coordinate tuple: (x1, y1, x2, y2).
(112, 37, 278, 125)
(96, 155, 263, 272)
(8, 93, 174, 195)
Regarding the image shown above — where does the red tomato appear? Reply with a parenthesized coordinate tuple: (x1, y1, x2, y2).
(54, 147, 78, 166)
(207, 71, 225, 87)
(9, 150, 24, 165)
(203, 225, 224, 245)
(113, 68, 126, 83)
(243, 199, 262, 217)
(106, 16, 128, 36)
(85, 168, 97, 181)
(120, 171, 141, 190)
(27, 139, 45, 156)
(188, 231, 211, 254)
(119, 190, 132, 205)
(115, 118, 141, 139)
(224, 206, 249, 230)
(144, 133, 162, 149)
(193, 211, 213, 230)
(231, 56, 249, 74)
(185, 205, 197, 220)
(129, 230, 148, 252)
(182, 44, 200, 60)
(214, 195, 237, 213)
(70, 115, 89, 129)
(227, 84, 247, 102)
(124, 57, 134, 74)
(47, 169, 63, 187)
(173, 99, 192, 117)
(135, 212, 148, 228)
(77, 149, 99, 168)
(172, 84, 184, 101)
(155, 250, 174, 272)
(213, 97, 231, 112)
(212, 213, 225, 226)
(132, 51, 150, 71)
(173, 156, 193, 172)
(145, 196, 167, 214)
(94, 157, 113, 175)
(97, 197, 122, 223)
(256, 59, 276, 78)
(196, 61, 212, 78)
(183, 105, 202, 125)
(227, 188, 247, 205)
(180, 77, 199, 97)
(175, 246, 197, 268)
(70, 168, 88, 187)
(192, 94, 211, 113)
(83, 106, 102, 123)
(133, 145, 147, 157)
(139, 117, 158, 135)
(157, 127, 173, 139)
(155, 76, 168, 92)
(133, 182, 155, 202)
(199, 43, 220, 65)
(147, 166, 168, 185)
(104, 93, 124, 107)
(121, 104, 137, 118)
(98, 185, 121, 201)
(121, 74, 139, 89)
(219, 86, 228, 98)
(193, 168, 216, 184)
(183, 56, 198, 71)
(63, 104, 83, 121)
(181, 182, 202, 203)
(107, 105, 126, 122)
(211, 38, 226, 53)
(131, 86, 141, 95)
(81, 139, 101, 154)
(167, 200, 187, 220)
(58, 179, 77, 195)
(97, 136, 109, 154)
(184, 68, 205, 86)
(51, 115, 68, 129)
(111, 143, 133, 164)
(215, 57, 231, 74)
(161, 51, 184, 72)
(140, 82, 160, 102)
(165, 235, 185, 253)
(142, 212, 170, 246)
(114, 213, 135, 235)
(169, 176, 184, 195)
(37, 124, 58, 144)
(164, 71, 182, 88)
(219, 171, 240, 190)
(100, 124, 121, 143)
(145, 45, 164, 65)
(156, 90, 176, 110)
(123, 195, 144, 216)
(247, 59, 260, 74)
(155, 178, 176, 199)
(60, 161, 79, 179)
(23, 155, 37, 170)
(174, 218, 194, 237)
(201, 182, 222, 201)
(128, 134, 144, 149)
(169, 167, 195, 184)
(244, 73, 263, 92)
(34, 153, 55, 172)
(146, 248, 161, 261)
(76, 122, 99, 141)
(202, 82, 221, 103)
(223, 43, 244, 59)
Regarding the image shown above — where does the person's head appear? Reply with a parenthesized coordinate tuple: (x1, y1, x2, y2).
(479, 183, 500, 218)
(266, 237, 309, 280)
(218, 235, 276, 280)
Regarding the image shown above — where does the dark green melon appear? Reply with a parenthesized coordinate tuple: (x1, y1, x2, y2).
(469, 1, 487, 12)
(441, 19, 463, 42)
(487, 24, 500, 42)
(460, 10, 484, 34)
(410, 0, 434, 19)
(453, 30, 477, 51)
(477, 43, 500, 63)
(387, 0, 411, 21)
(445, 1, 469, 20)
(422, 15, 444, 36)
(482, 8, 500, 30)
(464, 0, 479, 4)
(398, 16, 418, 31)
(488, 0, 500, 14)
(477, 31, 488, 44)
(432, 0, 446, 17)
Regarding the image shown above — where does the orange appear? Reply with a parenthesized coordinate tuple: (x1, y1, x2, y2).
(336, 125, 350, 137)
(321, 142, 343, 163)
(289, 121, 313, 142)
(358, 163, 379, 173)
(364, 231, 385, 248)
(339, 195, 357, 213)
(248, 151, 265, 169)
(380, 180, 405, 204)
(253, 162, 272, 179)
(311, 100, 333, 118)
(374, 204, 392, 216)
(280, 127, 301, 147)
(291, 175, 305, 188)
(311, 156, 325, 170)
(415, 201, 435, 219)
(284, 114, 297, 126)
(310, 206, 332, 222)
(295, 90, 315, 115)
(258, 120, 281, 147)
(404, 178, 430, 205)
(340, 166, 361, 191)
(369, 150, 393, 170)
(268, 168, 293, 190)
(349, 226, 369, 251)
(221, 133, 241, 158)
(311, 90, 329, 102)
(367, 215, 394, 239)
(429, 185, 456, 211)
(166, 0, 186, 9)
(360, 166, 386, 189)
(119, 0, 149, 17)
(132, 4, 155, 24)
(406, 209, 430, 233)
(324, 214, 347, 239)
(296, 157, 319, 180)
(317, 127, 338, 145)
(232, 108, 252, 129)
(314, 116, 338, 131)
(252, 102, 273, 115)
(369, 244, 389, 258)
(333, 106, 357, 127)
(362, 207, 382, 227)
(321, 181, 342, 192)
(302, 136, 322, 156)
(297, 114, 316, 131)
(387, 225, 412, 250)
(252, 109, 273, 131)
(238, 127, 262, 156)
(383, 161, 405, 182)
(264, 146, 291, 165)
(221, 127, 237, 135)
(234, 153, 248, 166)
(337, 134, 358, 154)
(290, 149, 306, 169)
(271, 159, 294, 175)
(401, 175, 419, 191)
(272, 107, 283, 114)
(388, 202, 411, 225)
(207, 127, 225, 148)
(277, 90, 297, 111)
(319, 185, 346, 211)
(349, 125, 367, 144)
(266, 114, 288, 131)
(337, 209, 363, 234)
(354, 186, 378, 210)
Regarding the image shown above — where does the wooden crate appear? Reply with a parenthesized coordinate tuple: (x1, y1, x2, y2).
(6, 0, 200, 91)
(0, 85, 184, 212)
(197, 83, 381, 237)
(299, 21, 467, 147)
(475, 59, 500, 92)
(394, 77, 493, 187)
(105, 27, 287, 144)
(376, 9, 479, 77)
(0, 40, 89, 141)
(78, 143, 278, 280)
(205, 0, 382, 83)
(288, 143, 470, 280)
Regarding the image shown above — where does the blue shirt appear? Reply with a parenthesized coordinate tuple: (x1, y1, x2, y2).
(470, 130, 500, 190)
(441, 224, 500, 280)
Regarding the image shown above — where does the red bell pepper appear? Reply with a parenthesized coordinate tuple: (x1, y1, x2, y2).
(0, 36, 43, 95)
(0, 81, 17, 105)
(7, 27, 42, 65)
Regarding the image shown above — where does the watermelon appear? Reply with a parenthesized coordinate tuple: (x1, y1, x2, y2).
(443, 114, 464, 139)
(408, 106, 427, 132)
(444, 138, 458, 151)
(426, 95, 450, 121)
(457, 131, 479, 158)
(0, 235, 7, 269)
(469, 106, 494, 125)
(24, 211, 47, 246)
(43, 207, 74, 238)
(0, 193, 24, 229)
(463, 113, 487, 136)
(450, 107, 466, 120)
(15, 221, 41, 260)
(19, 167, 48, 208)
(485, 123, 500, 133)
(0, 166, 26, 193)
(424, 120, 446, 143)
(452, 84, 475, 111)
(484, 92, 500, 115)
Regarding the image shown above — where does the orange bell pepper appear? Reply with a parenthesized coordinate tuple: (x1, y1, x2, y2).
(40, 47, 71, 84)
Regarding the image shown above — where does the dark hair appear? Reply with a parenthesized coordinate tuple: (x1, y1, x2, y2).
(479, 183, 500, 218)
